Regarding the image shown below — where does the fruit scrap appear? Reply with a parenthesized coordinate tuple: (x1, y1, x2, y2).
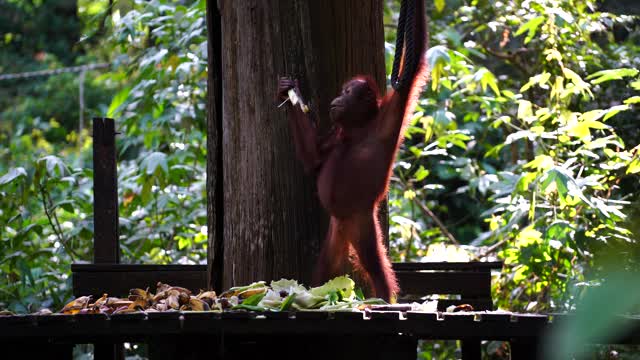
(61, 296, 92, 315)
(180, 297, 211, 311)
(52, 276, 378, 315)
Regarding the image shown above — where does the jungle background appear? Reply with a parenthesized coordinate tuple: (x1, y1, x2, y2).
(1, 0, 639, 358)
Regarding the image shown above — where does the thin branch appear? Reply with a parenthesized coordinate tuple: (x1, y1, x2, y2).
(395, 179, 460, 246)
(39, 186, 78, 261)
(481, 44, 531, 76)
(478, 238, 508, 258)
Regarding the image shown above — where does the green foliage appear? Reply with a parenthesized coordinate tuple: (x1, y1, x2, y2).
(0, 0, 208, 313)
(106, 0, 208, 264)
(387, 0, 640, 316)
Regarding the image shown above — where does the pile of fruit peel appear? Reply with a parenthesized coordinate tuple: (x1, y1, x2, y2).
(56, 275, 438, 315)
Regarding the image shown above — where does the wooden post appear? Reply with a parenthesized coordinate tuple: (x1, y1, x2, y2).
(92, 117, 120, 264)
(205, 0, 224, 293)
(91, 117, 123, 360)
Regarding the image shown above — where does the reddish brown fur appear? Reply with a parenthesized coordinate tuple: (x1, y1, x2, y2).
(277, 1, 428, 301)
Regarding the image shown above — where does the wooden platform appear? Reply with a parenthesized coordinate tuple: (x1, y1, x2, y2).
(3, 310, 640, 360)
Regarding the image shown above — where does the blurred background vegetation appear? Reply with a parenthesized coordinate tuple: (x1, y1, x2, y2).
(0, 0, 639, 358)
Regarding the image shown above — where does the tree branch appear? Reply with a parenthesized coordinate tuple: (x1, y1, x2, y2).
(39, 185, 78, 261)
(395, 179, 460, 246)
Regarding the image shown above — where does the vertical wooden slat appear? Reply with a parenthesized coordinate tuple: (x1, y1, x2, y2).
(92, 117, 120, 263)
(92, 117, 122, 360)
(206, 0, 224, 293)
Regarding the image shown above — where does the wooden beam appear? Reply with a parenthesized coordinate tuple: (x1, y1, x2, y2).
(396, 270, 492, 297)
(205, 0, 224, 293)
(71, 264, 207, 297)
(393, 262, 503, 272)
(92, 117, 120, 264)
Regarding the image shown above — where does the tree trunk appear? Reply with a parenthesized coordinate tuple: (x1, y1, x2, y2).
(207, 0, 386, 289)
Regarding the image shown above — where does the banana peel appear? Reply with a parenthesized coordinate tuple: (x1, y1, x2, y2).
(61, 296, 92, 314)
(220, 281, 267, 298)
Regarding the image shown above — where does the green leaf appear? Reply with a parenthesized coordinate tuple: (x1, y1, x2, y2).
(141, 152, 169, 176)
(426, 45, 450, 68)
(586, 68, 639, 85)
(515, 16, 545, 44)
(242, 292, 266, 306)
(53, 200, 75, 213)
(517, 100, 533, 121)
(0, 167, 27, 186)
(624, 96, 640, 105)
(477, 68, 500, 96)
(107, 86, 131, 118)
(426, 46, 450, 91)
(541, 168, 569, 198)
(310, 275, 355, 299)
(279, 293, 297, 311)
(178, 237, 190, 250)
(603, 105, 630, 121)
(524, 155, 554, 171)
(434, 0, 445, 12)
(627, 159, 640, 175)
(39, 156, 67, 177)
(414, 165, 429, 181)
(521, 72, 551, 92)
(485, 144, 506, 159)
(545, 221, 573, 243)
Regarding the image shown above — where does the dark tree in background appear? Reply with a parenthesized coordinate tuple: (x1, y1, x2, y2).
(0, 0, 110, 137)
(206, 0, 386, 290)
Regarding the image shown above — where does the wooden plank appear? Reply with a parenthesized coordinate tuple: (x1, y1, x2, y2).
(72, 265, 207, 297)
(392, 262, 503, 272)
(71, 264, 207, 272)
(92, 117, 120, 264)
(205, 0, 225, 294)
(397, 298, 493, 311)
(396, 270, 492, 297)
(437, 299, 493, 312)
(0, 311, 572, 342)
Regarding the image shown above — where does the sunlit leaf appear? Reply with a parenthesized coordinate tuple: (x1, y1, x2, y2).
(517, 100, 533, 121)
(586, 68, 639, 84)
(414, 166, 429, 181)
(426, 46, 450, 91)
(524, 155, 554, 171)
(515, 16, 545, 44)
(624, 96, 640, 105)
(628, 159, 640, 175)
(107, 86, 132, 118)
(602, 104, 630, 121)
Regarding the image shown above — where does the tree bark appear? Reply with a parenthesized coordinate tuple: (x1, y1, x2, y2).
(209, 0, 386, 289)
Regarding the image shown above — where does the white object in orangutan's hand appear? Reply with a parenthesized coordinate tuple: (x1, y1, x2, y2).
(288, 89, 310, 113)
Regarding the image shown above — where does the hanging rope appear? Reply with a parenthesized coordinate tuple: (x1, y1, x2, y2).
(390, 0, 419, 92)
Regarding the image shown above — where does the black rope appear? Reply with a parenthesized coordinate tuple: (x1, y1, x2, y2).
(390, 0, 419, 92)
